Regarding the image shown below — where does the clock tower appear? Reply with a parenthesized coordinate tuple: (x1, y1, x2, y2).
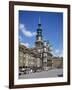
(35, 17, 43, 48)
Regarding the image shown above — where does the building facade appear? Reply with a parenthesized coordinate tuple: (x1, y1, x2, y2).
(52, 57, 63, 69)
(19, 18, 63, 74)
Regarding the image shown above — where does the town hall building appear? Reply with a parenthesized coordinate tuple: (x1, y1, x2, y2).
(19, 18, 63, 74)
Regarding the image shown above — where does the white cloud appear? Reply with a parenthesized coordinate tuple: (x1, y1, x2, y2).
(53, 49, 63, 57)
(19, 36, 22, 42)
(59, 51, 63, 57)
(20, 42, 29, 48)
(55, 49, 60, 54)
(19, 23, 36, 37)
(19, 23, 24, 30)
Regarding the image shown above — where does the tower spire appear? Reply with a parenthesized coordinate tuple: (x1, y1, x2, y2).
(35, 17, 43, 47)
(39, 16, 41, 24)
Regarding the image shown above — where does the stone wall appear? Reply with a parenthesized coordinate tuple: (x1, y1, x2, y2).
(52, 57, 63, 69)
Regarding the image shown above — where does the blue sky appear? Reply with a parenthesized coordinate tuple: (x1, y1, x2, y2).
(19, 10, 63, 57)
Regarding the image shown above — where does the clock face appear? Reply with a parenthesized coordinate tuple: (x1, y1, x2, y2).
(37, 48, 43, 53)
(44, 47, 47, 52)
(38, 49, 41, 53)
